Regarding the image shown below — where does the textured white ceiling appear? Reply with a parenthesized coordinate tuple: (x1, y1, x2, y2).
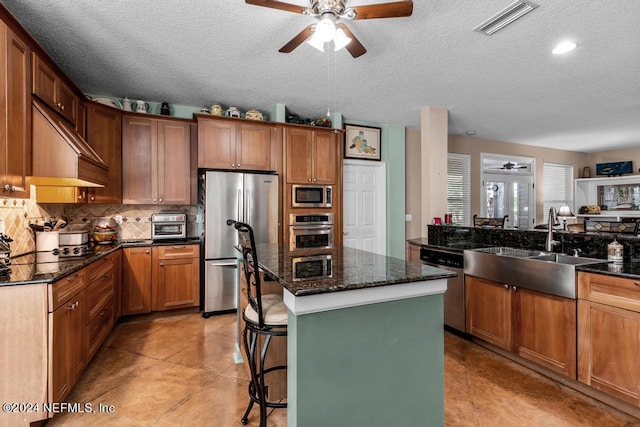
(2, 0, 639, 153)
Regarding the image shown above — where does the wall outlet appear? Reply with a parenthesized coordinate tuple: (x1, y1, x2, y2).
(405, 214, 412, 222)
(114, 215, 123, 224)
(196, 214, 203, 223)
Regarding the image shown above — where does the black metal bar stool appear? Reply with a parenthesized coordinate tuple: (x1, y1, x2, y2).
(227, 220, 287, 427)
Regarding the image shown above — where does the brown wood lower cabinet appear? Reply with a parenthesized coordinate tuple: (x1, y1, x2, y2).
(578, 272, 640, 406)
(465, 275, 577, 378)
(152, 245, 200, 311)
(122, 247, 152, 315)
(49, 287, 86, 403)
(122, 244, 200, 314)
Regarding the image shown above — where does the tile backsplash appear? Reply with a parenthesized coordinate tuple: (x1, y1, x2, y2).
(0, 191, 197, 256)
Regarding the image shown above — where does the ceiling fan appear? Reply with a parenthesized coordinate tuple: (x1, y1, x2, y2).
(245, 0, 414, 58)
(491, 162, 529, 171)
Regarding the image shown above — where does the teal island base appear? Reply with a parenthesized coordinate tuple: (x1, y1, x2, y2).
(286, 288, 445, 427)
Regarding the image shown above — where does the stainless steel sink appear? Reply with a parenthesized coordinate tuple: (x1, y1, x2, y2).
(472, 247, 546, 257)
(528, 253, 606, 266)
(464, 248, 609, 299)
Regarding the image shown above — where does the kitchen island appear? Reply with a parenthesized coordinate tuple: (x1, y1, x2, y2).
(254, 244, 454, 427)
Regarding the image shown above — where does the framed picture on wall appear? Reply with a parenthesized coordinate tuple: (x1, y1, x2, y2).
(344, 124, 381, 161)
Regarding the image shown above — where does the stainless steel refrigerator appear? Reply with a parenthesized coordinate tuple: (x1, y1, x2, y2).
(200, 171, 279, 317)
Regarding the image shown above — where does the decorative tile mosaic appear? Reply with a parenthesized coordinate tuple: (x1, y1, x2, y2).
(0, 193, 64, 256)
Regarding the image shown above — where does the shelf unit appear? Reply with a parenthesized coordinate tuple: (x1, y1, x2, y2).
(575, 175, 640, 221)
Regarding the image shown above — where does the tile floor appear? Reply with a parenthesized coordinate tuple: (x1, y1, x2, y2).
(48, 311, 640, 427)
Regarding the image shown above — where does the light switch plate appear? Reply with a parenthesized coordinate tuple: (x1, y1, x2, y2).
(405, 214, 412, 221)
(196, 214, 203, 223)
(114, 215, 123, 224)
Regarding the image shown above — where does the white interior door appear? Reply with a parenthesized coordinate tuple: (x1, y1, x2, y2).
(343, 160, 386, 255)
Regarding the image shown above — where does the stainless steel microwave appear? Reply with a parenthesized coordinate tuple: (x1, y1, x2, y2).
(291, 184, 332, 208)
(292, 254, 333, 281)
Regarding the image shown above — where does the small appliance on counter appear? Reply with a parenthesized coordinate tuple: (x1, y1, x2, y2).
(151, 212, 187, 241)
(59, 230, 91, 257)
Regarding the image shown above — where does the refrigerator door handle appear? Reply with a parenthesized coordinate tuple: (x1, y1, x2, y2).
(208, 260, 238, 267)
(237, 188, 243, 222)
(245, 189, 251, 223)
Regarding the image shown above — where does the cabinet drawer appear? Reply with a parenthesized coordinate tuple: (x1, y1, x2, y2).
(86, 297, 115, 359)
(86, 254, 114, 283)
(49, 271, 86, 312)
(86, 269, 115, 322)
(156, 244, 199, 259)
(578, 272, 640, 312)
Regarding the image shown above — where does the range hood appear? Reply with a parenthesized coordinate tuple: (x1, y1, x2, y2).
(29, 99, 108, 187)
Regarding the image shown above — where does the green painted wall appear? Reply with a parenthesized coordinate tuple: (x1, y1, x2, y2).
(345, 120, 406, 259)
(287, 294, 444, 427)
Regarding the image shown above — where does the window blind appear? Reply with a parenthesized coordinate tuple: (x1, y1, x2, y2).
(447, 153, 471, 226)
(543, 163, 574, 223)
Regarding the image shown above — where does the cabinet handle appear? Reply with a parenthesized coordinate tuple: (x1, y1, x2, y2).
(313, 178, 317, 182)
(90, 196, 95, 201)
(512, 286, 517, 291)
(634, 282, 640, 287)
(503, 284, 508, 289)
(160, 262, 164, 267)
(101, 275, 107, 281)
(159, 198, 163, 203)
(172, 245, 186, 249)
(60, 104, 65, 111)
(308, 178, 312, 182)
(145, 250, 150, 254)
(237, 164, 241, 168)
(2, 184, 10, 192)
(100, 310, 106, 317)
(67, 274, 77, 282)
(232, 163, 236, 168)
(153, 198, 157, 203)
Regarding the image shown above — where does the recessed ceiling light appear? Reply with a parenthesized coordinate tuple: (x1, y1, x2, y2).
(552, 41, 577, 55)
(465, 131, 476, 136)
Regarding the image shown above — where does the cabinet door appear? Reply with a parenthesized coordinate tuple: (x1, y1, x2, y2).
(55, 78, 77, 124)
(86, 103, 122, 204)
(407, 243, 421, 263)
(313, 130, 339, 184)
(577, 300, 640, 405)
(152, 255, 199, 311)
(122, 247, 152, 315)
(197, 119, 236, 169)
(514, 288, 576, 378)
(32, 53, 56, 108)
(236, 122, 272, 171)
(50, 291, 86, 403)
(1, 26, 31, 198)
(122, 116, 157, 204)
(285, 128, 313, 183)
(112, 250, 123, 319)
(465, 275, 512, 350)
(157, 119, 191, 205)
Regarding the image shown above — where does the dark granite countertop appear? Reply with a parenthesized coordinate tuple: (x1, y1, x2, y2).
(0, 238, 201, 287)
(255, 243, 456, 297)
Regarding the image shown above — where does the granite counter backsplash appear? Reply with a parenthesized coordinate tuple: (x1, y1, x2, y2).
(427, 225, 640, 263)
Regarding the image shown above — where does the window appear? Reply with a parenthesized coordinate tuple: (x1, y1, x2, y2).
(543, 163, 574, 223)
(447, 153, 470, 226)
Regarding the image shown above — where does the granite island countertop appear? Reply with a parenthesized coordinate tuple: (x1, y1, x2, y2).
(255, 243, 456, 297)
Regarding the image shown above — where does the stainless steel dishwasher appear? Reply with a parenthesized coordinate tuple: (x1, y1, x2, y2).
(420, 247, 465, 332)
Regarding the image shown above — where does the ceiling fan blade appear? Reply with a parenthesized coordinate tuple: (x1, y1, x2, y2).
(279, 25, 314, 53)
(245, 0, 308, 14)
(337, 24, 367, 58)
(350, 1, 413, 20)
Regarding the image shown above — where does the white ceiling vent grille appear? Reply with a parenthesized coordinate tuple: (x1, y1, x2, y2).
(474, 1, 539, 35)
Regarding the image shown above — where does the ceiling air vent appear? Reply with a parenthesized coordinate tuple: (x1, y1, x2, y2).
(474, 1, 539, 35)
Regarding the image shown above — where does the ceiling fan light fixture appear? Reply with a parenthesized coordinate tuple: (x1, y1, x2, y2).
(552, 41, 577, 55)
(333, 27, 352, 51)
(315, 15, 337, 42)
(306, 32, 326, 52)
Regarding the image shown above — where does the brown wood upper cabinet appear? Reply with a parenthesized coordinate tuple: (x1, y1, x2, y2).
(465, 275, 577, 378)
(122, 115, 193, 205)
(577, 272, 640, 406)
(285, 126, 340, 184)
(197, 116, 275, 171)
(32, 52, 77, 125)
(86, 102, 122, 204)
(0, 22, 31, 198)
